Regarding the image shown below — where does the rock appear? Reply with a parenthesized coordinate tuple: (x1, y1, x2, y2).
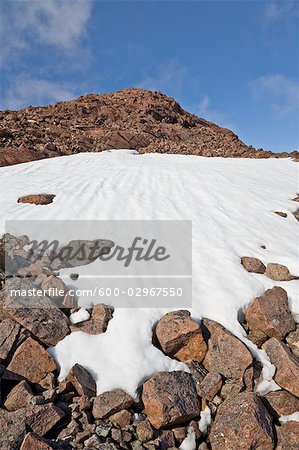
(264, 263, 292, 281)
(84, 434, 101, 448)
(17, 194, 55, 205)
(25, 403, 65, 436)
(141, 371, 200, 429)
(210, 392, 274, 450)
(244, 286, 295, 340)
(62, 290, 78, 308)
(276, 421, 299, 450)
(136, 419, 154, 442)
(247, 329, 268, 347)
(58, 239, 114, 267)
(155, 310, 207, 362)
(0, 408, 27, 449)
(40, 275, 66, 302)
(196, 371, 222, 401)
(241, 257, 266, 273)
(71, 303, 114, 335)
(286, 325, 299, 357)
(3, 277, 70, 346)
(263, 338, 299, 397)
(109, 409, 132, 428)
(95, 423, 112, 438)
(92, 388, 134, 419)
(0, 318, 21, 362)
(4, 380, 34, 411)
(274, 211, 287, 218)
(20, 432, 55, 449)
(6, 337, 57, 384)
(66, 363, 96, 398)
(17, 260, 46, 277)
(263, 390, 299, 418)
(203, 319, 253, 379)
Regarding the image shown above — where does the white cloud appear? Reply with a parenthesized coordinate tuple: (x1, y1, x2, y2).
(251, 74, 299, 117)
(264, 1, 298, 23)
(137, 59, 188, 94)
(197, 95, 234, 129)
(2, 76, 77, 110)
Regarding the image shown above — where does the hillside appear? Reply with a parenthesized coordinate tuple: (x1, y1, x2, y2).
(1, 88, 297, 167)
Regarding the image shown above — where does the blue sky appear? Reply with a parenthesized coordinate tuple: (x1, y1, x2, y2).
(0, 0, 298, 152)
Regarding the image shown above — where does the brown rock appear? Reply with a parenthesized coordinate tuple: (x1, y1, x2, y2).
(274, 211, 287, 218)
(241, 257, 266, 273)
(276, 421, 299, 450)
(155, 310, 207, 362)
(63, 290, 78, 308)
(265, 263, 292, 281)
(286, 325, 299, 357)
(4, 380, 34, 411)
(18, 260, 45, 277)
(0, 408, 27, 449)
(25, 403, 65, 436)
(220, 378, 244, 400)
(247, 329, 268, 347)
(6, 337, 57, 384)
(196, 371, 222, 401)
(210, 392, 274, 450)
(109, 409, 132, 428)
(66, 363, 96, 398)
(203, 319, 253, 379)
(17, 194, 55, 205)
(141, 371, 200, 429)
(244, 286, 295, 340)
(264, 390, 299, 417)
(71, 303, 114, 334)
(263, 338, 299, 397)
(136, 419, 154, 442)
(20, 432, 56, 450)
(40, 275, 66, 302)
(92, 388, 134, 419)
(0, 318, 21, 362)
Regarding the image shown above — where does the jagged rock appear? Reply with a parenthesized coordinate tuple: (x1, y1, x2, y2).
(141, 371, 200, 429)
(203, 319, 253, 379)
(263, 338, 299, 397)
(263, 390, 299, 418)
(17, 194, 55, 205)
(196, 371, 223, 401)
(58, 239, 114, 267)
(4, 380, 34, 411)
(71, 303, 114, 334)
(3, 277, 70, 345)
(17, 260, 46, 277)
(244, 286, 295, 340)
(63, 290, 78, 308)
(286, 325, 299, 357)
(276, 421, 299, 450)
(92, 388, 134, 419)
(264, 263, 292, 281)
(210, 392, 274, 450)
(136, 419, 154, 442)
(6, 337, 57, 384)
(247, 329, 268, 347)
(20, 432, 56, 449)
(155, 310, 207, 362)
(109, 409, 132, 428)
(241, 257, 266, 273)
(66, 363, 96, 398)
(0, 318, 21, 362)
(25, 403, 65, 436)
(40, 275, 66, 302)
(0, 408, 27, 449)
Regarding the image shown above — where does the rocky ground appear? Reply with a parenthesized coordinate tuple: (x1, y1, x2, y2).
(1, 88, 298, 167)
(0, 232, 298, 449)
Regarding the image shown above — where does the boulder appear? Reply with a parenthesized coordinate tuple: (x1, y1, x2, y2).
(57, 239, 114, 267)
(71, 303, 114, 335)
(276, 421, 299, 450)
(0, 318, 21, 362)
(4, 380, 34, 411)
(264, 263, 292, 281)
(155, 310, 207, 362)
(141, 371, 200, 429)
(286, 325, 299, 357)
(0, 408, 27, 450)
(241, 257, 266, 273)
(17, 194, 55, 205)
(263, 338, 299, 397)
(244, 286, 295, 340)
(66, 363, 96, 398)
(263, 390, 299, 418)
(25, 403, 65, 436)
(20, 432, 56, 450)
(210, 392, 274, 450)
(203, 319, 253, 379)
(92, 388, 134, 419)
(6, 337, 57, 384)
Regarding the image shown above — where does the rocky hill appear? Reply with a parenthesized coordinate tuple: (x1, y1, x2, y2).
(0, 88, 297, 166)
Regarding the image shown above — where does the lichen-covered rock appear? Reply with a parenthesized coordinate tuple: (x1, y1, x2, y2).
(20, 432, 56, 449)
(276, 421, 299, 450)
(264, 263, 292, 281)
(25, 403, 65, 436)
(0, 409, 27, 450)
(4, 380, 34, 411)
(263, 390, 299, 418)
(241, 257, 266, 273)
(0, 318, 21, 362)
(286, 325, 299, 357)
(196, 371, 222, 401)
(66, 363, 96, 398)
(17, 194, 55, 205)
(92, 388, 134, 419)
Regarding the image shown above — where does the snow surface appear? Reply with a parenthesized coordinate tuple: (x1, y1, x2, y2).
(279, 412, 299, 423)
(0, 150, 298, 396)
(198, 406, 212, 433)
(179, 427, 196, 450)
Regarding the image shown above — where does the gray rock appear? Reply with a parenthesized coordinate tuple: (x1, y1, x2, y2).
(0, 408, 27, 450)
(57, 239, 114, 268)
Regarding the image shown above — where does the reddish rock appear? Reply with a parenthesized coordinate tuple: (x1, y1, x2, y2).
(71, 303, 114, 334)
(286, 325, 299, 357)
(4, 380, 34, 411)
(276, 421, 299, 450)
(203, 319, 253, 379)
(196, 371, 223, 401)
(6, 337, 57, 384)
(25, 403, 65, 436)
(142, 371, 200, 429)
(63, 290, 78, 308)
(263, 338, 299, 397)
(20, 432, 56, 450)
(0, 408, 27, 449)
(40, 275, 66, 302)
(241, 257, 266, 274)
(155, 310, 207, 362)
(66, 363, 96, 398)
(210, 392, 274, 450)
(0, 318, 21, 362)
(136, 419, 154, 442)
(109, 409, 132, 428)
(247, 329, 268, 347)
(92, 388, 134, 419)
(17, 194, 55, 205)
(264, 263, 292, 281)
(263, 390, 299, 417)
(18, 260, 45, 277)
(244, 286, 295, 340)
